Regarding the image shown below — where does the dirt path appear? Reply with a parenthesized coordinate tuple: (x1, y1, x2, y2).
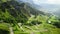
(9, 26, 14, 34)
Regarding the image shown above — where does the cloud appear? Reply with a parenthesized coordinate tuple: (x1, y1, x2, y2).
(32, 0, 40, 4)
(47, 0, 60, 4)
(32, 0, 60, 5)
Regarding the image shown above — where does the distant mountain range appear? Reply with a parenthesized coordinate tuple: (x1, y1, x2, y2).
(17, 0, 60, 17)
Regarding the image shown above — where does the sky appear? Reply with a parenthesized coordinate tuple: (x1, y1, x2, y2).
(18, 0, 60, 5)
(32, 0, 60, 5)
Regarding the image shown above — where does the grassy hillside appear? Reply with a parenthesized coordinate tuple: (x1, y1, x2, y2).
(0, 0, 60, 34)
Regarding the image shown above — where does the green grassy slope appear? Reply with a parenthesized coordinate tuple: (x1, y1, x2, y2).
(0, 23, 10, 34)
(0, 0, 60, 34)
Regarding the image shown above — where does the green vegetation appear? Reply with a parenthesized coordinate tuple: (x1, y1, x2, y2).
(0, 23, 9, 34)
(0, 0, 60, 34)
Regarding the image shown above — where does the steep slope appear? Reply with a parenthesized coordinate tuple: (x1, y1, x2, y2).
(0, 0, 47, 23)
(0, 0, 30, 23)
